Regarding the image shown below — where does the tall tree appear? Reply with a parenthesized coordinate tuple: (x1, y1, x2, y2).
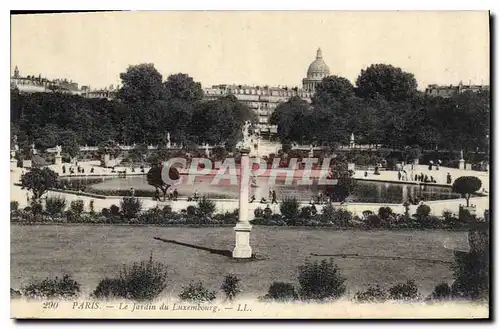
(312, 75, 355, 106)
(355, 64, 418, 102)
(164, 73, 203, 102)
(117, 63, 165, 105)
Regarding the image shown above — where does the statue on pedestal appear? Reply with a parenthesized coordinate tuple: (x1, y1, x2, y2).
(167, 132, 171, 148)
(205, 143, 210, 158)
(238, 120, 253, 150)
(55, 145, 62, 157)
(460, 150, 464, 160)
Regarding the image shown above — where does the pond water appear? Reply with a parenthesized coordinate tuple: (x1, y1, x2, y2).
(62, 175, 461, 204)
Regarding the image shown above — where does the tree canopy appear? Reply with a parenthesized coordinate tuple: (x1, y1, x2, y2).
(355, 64, 418, 102)
(452, 176, 482, 207)
(20, 167, 59, 200)
(10, 64, 254, 156)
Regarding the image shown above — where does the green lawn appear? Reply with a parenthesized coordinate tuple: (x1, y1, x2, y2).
(10, 225, 469, 298)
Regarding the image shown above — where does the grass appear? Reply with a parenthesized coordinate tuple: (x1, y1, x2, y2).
(10, 225, 468, 298)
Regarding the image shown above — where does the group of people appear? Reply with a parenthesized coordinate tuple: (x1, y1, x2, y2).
(413, 173, 437, 183)
(249, 189, 278, 205)
(152, 188, 180, 201)
(62, 164, 91, 175)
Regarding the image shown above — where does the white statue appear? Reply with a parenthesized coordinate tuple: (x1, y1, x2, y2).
(205, 143, 210, 157)
(11, 150, 16, 160)
(309, 145, 314, 158)
(14, 144, 19, 152)
(239, 120, 253, 149)
(31, 143, 37, 155)
(55, 145, 62, 157)
(460, 150, 464, 160)
(167, 132, 171, 148)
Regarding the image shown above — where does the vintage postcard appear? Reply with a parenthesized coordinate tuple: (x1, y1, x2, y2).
(10, 11, 490, 319)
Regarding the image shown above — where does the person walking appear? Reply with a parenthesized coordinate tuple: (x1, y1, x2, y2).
(271, 189, 278, 204)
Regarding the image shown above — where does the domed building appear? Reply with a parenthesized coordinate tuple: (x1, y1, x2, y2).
(302, 48, 331, 93)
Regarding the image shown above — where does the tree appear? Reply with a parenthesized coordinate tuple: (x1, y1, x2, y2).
(452, 176, 482, 207)
(117, 63, 165, 105)
(270, 96, 313, 144)
(189, 96, 255, 145)
(20, 167, 59, 200)
(355, 64, 418, 102)
(312, 75, 355, 106)
(164, 73, 203, 102)
(146, 164, 180, 201)
(323, 156, 356, 202)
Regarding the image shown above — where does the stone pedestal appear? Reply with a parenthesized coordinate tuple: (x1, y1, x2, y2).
(413, 158, 419, 165)
(54, 155, 62, 166)
(233, 148, 253, 259)
(465, 163, 472, 170)
(459, 159, 465, 170)
(347, 163, 355, 171)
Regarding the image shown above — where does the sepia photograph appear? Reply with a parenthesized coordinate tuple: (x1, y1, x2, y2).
(9, 10, 490, 319)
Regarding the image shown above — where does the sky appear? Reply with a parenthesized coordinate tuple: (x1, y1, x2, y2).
(11, 11, 490, 91)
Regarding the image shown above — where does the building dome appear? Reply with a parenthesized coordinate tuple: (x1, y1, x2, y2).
(302, 48, 331, 93)
(306, 48, 330, 79)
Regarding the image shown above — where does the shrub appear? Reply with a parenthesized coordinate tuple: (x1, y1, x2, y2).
(45, 196, 67, 216)
(139, 207, 164, 224)
(264, 282, 298, 302)
(119, 254, 168, 301)
(70, 200, 85, 215)
(415, 204, 431, 218)
(388, 280, 419, 301)
(31, 201, 43, 215)
(162, 205, 173, 215)
(451, 227, 489, 301)
(120, 197, 142, 219)
(221, 274, 241, 301)
(353, 285, 388, 303)
(365, 214, 381, 228)
(197, 197, 216, 218)
(378, 207, 393, 220)
(110, 204, 120, 217)
(10, 201, 19, 212)
(280, 197, 300, 225)
(22, 274, 80, 299)
(362, 210, 373, 219)
(186, 205, 197, 216)
(333, 209, 353, 227)
(300, 206, 312, 219)
(321, 203, 336, 223)
(428, 282, 451, 300)
(101, 208, 111, 218)
(91, 278, 127, 300)
(297, 258, 346, 301)
(178, 281, 216, 302)
(263, 206, 273, 219)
